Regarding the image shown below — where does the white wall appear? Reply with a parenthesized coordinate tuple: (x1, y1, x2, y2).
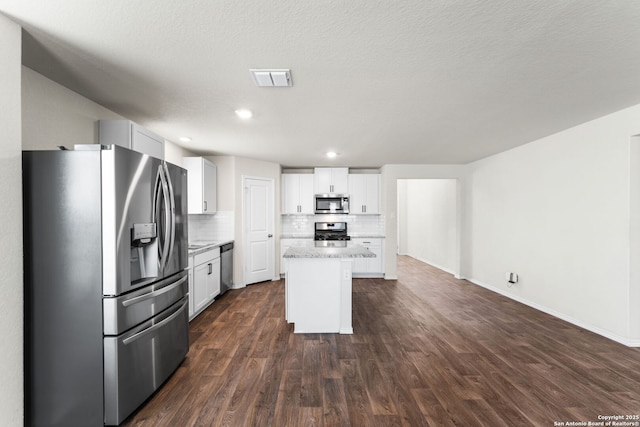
(22, 67, 190, 165)
(464, 103, 640, 345)
(629, 136, 640, 340)
(398, 179, 457, 274)
(165, 142, 197, 167)
(22, 67, 123, 149)
(0, 14, 24, 426)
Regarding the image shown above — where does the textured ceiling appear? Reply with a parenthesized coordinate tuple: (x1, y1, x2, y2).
(2, 0, 640, 167)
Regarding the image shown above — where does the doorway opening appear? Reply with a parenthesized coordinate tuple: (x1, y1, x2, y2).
(396, 179, 459, 277)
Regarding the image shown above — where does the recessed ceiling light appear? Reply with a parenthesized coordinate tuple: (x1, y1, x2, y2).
(326, 151, 338, 158)
(179, 137, 192, 143)
(235, 109, 253, 119)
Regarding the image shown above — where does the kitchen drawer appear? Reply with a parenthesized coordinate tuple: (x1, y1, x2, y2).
(103, 271, 188, 335)
(350, 237, 382, 247)
(103, 297, 189, 425)
(194, 247, 220, 266)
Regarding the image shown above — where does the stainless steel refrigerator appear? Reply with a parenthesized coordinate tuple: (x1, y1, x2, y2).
(23, 144, 189, 426)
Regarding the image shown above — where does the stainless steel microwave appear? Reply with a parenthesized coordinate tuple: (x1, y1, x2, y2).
(314, 194, 350, 214)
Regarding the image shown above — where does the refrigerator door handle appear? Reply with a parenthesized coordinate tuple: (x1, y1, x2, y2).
(163, 163, 176, 268)
(154, 164, 172, 272)
(122, 299, 188, 346)
(152, 166, 164, 269)
(161, 167, 172, 271)
(121, 275, 188, 307)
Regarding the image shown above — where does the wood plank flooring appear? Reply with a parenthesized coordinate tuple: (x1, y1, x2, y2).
(123, 256, 640, 426)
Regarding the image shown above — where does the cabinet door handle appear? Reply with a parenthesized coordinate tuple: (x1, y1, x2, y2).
(204, 201, 208, 211)
(364, 205, 367, 213)
(208, 263, 212, 274)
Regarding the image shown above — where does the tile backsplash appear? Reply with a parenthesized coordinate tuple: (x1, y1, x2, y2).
(188, 211, 234, 242)
(282, 214, 385, 236)
(188, 211, 384, 242)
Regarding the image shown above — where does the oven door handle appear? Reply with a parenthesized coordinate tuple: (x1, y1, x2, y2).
(121, 275, 188, 307)
(123, 299, 188, 345)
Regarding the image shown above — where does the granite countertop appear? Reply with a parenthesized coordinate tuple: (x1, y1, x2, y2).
(188, 240, 234, 256)
(283, 241, 375, 259)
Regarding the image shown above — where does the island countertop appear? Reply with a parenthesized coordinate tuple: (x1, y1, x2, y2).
(283, 241, 375, 259)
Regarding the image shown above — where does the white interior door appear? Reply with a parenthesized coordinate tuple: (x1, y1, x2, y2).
(243, 177, 274, 285)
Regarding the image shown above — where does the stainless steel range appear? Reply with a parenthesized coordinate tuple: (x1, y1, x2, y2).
(314, 222, 351, 247)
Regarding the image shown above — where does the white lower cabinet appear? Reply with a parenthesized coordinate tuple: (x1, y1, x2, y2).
(351, 238, 384, 277)
(189, 247, 221, 321)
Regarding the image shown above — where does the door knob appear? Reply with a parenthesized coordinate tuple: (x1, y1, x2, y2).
(268, 234, 273, 238)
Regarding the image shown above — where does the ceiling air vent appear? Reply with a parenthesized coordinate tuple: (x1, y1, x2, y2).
(250, 69, 292, 87)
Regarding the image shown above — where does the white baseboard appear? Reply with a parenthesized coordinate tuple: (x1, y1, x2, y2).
(352, 273, 384, 278)
(413, 255, 457, 276)
(464, 277, 640, 348)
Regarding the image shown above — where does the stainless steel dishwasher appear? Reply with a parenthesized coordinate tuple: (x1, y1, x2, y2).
(220, 242, 233, 295)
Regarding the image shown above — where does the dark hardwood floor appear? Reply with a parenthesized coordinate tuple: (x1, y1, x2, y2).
(123, 256, 640, 426)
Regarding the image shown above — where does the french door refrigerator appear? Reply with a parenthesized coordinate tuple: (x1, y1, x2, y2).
(23, 144, 189, 426)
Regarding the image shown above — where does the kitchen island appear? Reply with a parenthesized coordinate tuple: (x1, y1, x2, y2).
(283, 242, 375, 334)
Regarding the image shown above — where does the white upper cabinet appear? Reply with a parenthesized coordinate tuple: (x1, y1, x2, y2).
(99, 120, 164, 159)
(183, 157, 217, 214)
(348, 174, 380, 214)
(314, 167, 349, 194)
(282, 174, 314, 214)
